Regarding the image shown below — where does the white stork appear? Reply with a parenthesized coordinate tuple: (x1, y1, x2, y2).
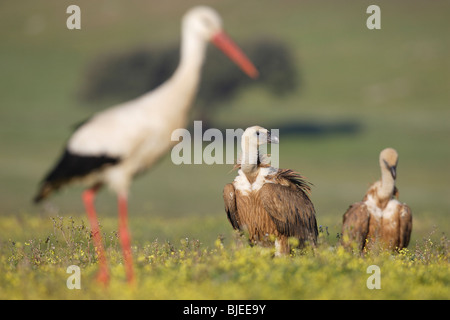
(223, 126, 318, 256)
(342, 148, 413, 252)
(34, 6, 258, 284)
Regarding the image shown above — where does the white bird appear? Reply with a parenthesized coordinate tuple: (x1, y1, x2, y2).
(34, 6, 258, 285)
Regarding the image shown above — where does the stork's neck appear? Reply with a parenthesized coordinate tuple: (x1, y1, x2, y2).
(143, 30, 208, 123)
(378, 167, 395, 199)
(171, 31, 208, 94)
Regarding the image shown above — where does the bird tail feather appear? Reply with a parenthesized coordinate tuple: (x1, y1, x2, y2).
(33, 182, 57, 204)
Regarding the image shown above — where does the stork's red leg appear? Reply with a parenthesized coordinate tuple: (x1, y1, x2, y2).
(82, 188, 109, 285)
(118, 194, 135, 284)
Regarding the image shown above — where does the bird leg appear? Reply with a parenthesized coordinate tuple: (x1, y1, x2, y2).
(82, 187, 110, 285)
(118, 194, 135, 284)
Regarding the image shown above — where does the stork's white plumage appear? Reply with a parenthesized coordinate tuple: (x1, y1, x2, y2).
(34, 6, 258, 285)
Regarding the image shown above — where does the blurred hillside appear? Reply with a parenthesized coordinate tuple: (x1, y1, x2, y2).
(0, 0, 449, 244)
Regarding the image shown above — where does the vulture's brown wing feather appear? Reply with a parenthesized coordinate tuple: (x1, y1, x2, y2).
(399, 204, 412, 249)
(259, 183, 318, 245)
(342, 202, 370, 251)
(223, 183, 240, 230)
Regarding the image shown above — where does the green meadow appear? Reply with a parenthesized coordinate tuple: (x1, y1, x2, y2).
(0, 0, 449, 299)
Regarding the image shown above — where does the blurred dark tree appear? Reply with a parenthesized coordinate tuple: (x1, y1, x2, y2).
(78, 37, 299, 127)
(78, 46, 178, 102)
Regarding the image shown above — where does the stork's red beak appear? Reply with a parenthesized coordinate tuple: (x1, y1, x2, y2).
(212, 31, 259, 79)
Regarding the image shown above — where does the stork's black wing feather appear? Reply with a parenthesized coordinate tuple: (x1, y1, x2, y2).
(33, 148, 120, 203)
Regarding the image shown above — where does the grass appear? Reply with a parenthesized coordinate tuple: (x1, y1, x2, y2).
(0, 215, 448, 299)
(0, 0, 449, 299)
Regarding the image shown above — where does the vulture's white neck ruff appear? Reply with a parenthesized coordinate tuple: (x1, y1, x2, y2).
(234, 167, 277, 196)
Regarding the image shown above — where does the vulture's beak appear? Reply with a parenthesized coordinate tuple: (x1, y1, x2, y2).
(390, 165, 397, 180)
(383, 160, 397, 180)
(267, 131, 279, 144)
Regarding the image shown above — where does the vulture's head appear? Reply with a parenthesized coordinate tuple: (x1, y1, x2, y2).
(241, 126, 279, 149)
(379, 147, 398, 180)
(239, 126, 279, 168)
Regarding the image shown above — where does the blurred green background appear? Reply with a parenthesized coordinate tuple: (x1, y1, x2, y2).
(0, 0, 449, 246)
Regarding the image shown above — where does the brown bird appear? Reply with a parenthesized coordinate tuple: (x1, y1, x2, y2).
(223, 126, 318, 255)
(342, 148, 412, 252)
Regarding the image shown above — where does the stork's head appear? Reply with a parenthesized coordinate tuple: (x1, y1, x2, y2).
(241, 126, 279, 149)
(379, 148, 398, 179)
(182, 6, 259, 78)
(183, 6, 223, 41)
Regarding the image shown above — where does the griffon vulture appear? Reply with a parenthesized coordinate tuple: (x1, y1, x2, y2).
(342, 148, 412, 252)
(223, 126, 318, 255)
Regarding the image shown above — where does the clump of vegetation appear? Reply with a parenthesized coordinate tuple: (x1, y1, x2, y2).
(0, 216, 448, 299)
